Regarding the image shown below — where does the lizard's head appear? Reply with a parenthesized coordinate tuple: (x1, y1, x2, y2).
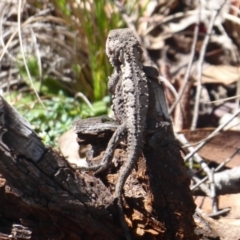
(106, 28, 142, 65)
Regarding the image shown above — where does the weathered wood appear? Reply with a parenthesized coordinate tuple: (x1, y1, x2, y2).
(0, 96, 122, 240)
(73, 121, 198, 239)
(0, 93, 198, 239)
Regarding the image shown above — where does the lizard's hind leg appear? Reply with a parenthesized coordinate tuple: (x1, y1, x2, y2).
(93, 123, 126, 175)
(77, 123, 126, 174)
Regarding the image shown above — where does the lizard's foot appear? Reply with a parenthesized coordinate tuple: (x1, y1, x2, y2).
(75, 164, 101, 172)
(94, 123, 127, 175)
(93, 159, 114, 175)
(75, 156, 114, 175)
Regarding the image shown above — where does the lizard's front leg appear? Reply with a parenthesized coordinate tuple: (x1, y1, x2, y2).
(108, 69, 120, 95)
(108, 49, 123, 94)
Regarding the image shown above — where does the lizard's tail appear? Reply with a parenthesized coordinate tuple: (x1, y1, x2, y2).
(115, 132, 143, 194)
(115, 132, 143, 240)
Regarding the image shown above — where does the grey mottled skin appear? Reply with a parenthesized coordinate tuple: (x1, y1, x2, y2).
(106, 29, 149, 240)
(76, 29, 149, 239)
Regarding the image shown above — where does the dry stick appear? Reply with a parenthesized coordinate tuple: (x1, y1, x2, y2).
(225, 10, 240, 24)
(17, 0, 44, 108)
(75, 92, 94, 112)
(208, 208, 231, 218)
(185, 109, 240, 162)
(0, 4, 19, 63)
(191, 3, 225, 130)
(159, 76, 178, 100)
(204, 95, 240, 104)
(145, 7, 240, 36)
(210, 168, 218, 214)
(178, 134, 212, 193)
(144, 10, 196, 36)
(113, 0, 153, 66)
(169, 5, 200, 114)
(187, 148, 239, 217)
(0, 15, 66, 62)
(191, 1, 228, 129)
(196, 205, 231, 219)
(113, 1, 136, 32)
(191, 147, 240, 191)
(230, 4, 240, 15)
(217, 7, 240, 111)
(191, 175, 211, 197)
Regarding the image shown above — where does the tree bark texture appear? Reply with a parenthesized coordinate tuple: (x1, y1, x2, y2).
(0, 96, 198, 240)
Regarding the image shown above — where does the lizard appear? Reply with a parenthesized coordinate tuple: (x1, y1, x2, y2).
(104, 29, 149, 240)
(105, 29, 148, 240)
(75, 29, 171, 240)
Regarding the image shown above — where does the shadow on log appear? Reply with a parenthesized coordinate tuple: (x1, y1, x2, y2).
(0, 95, 198, 239)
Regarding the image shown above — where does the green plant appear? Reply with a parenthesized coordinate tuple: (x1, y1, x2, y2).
(11, 47, 111, 146)
(10, 55, 109, 146)
(51, 0, 124, 100)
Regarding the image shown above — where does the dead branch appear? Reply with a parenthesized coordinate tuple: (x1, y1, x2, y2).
(0, 96, 122, 240)
(0, 94, 199, 239)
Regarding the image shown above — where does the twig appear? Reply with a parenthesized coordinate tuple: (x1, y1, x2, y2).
(204, 94, 240, 104)
(208, 208, 231, 218)
(159, 75, 178, 101)
(0, 15, 66, 62)
(178, 133, 212, 188)
(191, 2, 226, 130)
(230, 4, 240, 16)
(177, 133, 193, 169)
(210, 168, 218, 214)
(112, 0, 153, 66)
(144, 6, 240, 35)
(191, 174, 211, 197)
(225, 12, 240, 24)
(113, 0, 136, 34)
(0, 3, 17, 63)
(169, 3, 200, 114)
(191, 147, 240, 191)
(75, 92, 94, 111)
(17, 0, 45, 108)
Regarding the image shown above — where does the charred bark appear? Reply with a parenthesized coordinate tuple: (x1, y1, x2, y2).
(0, 96, 198, 239)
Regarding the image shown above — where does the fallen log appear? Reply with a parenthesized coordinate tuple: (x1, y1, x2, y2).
(0, 95, 198, 239)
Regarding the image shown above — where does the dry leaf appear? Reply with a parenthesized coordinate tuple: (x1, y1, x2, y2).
(196, 65, 240, 85)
